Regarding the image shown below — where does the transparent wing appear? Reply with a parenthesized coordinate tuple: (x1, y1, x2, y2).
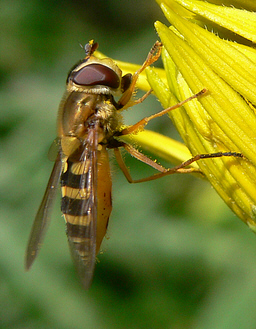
(62, 125, 98, 289)
(25, 150, 62, 270)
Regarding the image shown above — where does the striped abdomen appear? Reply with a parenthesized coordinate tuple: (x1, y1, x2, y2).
(61, 145, 112, 264)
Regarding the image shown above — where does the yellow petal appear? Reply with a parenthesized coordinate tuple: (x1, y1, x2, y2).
(150, 3, 256, 228)
(173, 0, 256, 42)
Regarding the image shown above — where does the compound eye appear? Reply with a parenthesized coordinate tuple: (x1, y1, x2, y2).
(73, 64, 120, 88)
(121, 73, 132, 92)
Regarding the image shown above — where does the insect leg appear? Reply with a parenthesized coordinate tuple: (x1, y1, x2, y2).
(115, 146, 242, 184)
(118, 41, 162, 109)
(114, 144, 167, 184)
(121, 89, 207, 135)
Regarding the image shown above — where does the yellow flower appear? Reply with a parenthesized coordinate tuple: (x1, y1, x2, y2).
(97, 0, 256, 229)
(154, 0, 256, 229)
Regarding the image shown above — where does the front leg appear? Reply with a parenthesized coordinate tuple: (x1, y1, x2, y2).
(117, 41, 162, 110)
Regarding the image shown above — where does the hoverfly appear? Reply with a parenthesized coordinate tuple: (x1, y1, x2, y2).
(25, 40, 242, 289)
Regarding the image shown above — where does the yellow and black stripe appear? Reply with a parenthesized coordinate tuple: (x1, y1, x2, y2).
(61, 158, 95, 263)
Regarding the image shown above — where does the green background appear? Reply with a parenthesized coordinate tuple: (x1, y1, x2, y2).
(1, 1, 256, 328)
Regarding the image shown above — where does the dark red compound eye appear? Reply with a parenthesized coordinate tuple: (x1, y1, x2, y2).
(73, 64, 120, 88)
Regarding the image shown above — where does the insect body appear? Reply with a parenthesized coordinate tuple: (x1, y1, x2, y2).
(25, 40, 163, 288)
(25, 40, 242, 289)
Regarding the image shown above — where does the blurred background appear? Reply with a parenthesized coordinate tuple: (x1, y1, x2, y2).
(1, 0, 256, 328)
